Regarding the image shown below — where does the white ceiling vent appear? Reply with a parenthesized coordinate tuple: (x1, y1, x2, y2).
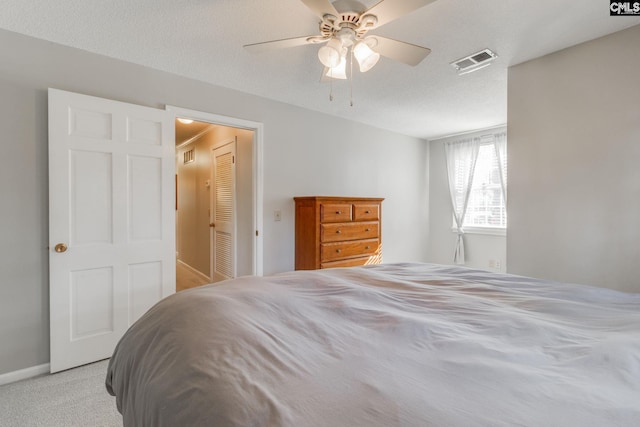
(451, 49, 497, 75)
(183, 148, 195, 164)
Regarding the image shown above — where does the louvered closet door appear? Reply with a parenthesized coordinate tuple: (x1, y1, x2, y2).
(211, 141, 236, 281)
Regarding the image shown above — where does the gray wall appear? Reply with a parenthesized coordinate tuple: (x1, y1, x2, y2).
(428, 128, 507, 272)
(0, 29, 429, 376)
(507, 24, 640, 292)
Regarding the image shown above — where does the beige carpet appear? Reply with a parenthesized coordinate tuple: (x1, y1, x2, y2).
(0, 360, 122, 427)
(0, 264, 211, 427)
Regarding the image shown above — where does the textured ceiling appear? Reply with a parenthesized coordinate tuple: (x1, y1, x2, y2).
(1, 1, 638, 139)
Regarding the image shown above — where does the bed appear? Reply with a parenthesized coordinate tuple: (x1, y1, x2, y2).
(105, 263, 640, 426)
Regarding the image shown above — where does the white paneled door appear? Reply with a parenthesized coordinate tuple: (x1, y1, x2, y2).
(48, 89, 175, 373)
(210, 140, 236, 282)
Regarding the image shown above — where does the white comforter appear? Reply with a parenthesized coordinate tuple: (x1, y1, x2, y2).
(106, 263, 640, 426)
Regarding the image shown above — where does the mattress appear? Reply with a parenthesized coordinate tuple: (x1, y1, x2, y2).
(106, 263, 640, 426)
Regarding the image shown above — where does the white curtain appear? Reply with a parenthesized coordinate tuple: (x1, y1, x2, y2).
(444, 138, 480, 265)
(493, 132, 507, 203)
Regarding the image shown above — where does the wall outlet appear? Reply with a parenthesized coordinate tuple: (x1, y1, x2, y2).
(274, 210, 281, 221)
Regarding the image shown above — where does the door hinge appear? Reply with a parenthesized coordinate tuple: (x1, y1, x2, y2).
(233, 155, 235, 164)
(255, 230, 259, 237)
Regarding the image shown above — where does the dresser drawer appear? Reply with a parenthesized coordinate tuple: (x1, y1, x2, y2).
(321, 222, 379, 243)
(321, 256, 373, 269)
(321, 239, 379, 262)
(353, 204, 379, 221)
(320, 203, 352, 223)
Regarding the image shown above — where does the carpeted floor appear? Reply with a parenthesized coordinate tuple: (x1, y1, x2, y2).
(0, 260, 209, 427)
(176, 261, 211, 292)
(0, 360, 122, 427)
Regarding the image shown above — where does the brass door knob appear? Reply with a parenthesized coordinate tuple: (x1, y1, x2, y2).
(209, 223, 215, 228)
(54, 243, 67, 253)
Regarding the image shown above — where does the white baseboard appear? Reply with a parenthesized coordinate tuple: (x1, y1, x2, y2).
(177, 259, 211, 283)
(0, 363, 50, 386)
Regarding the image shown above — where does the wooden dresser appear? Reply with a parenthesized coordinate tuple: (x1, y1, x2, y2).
(294, 196, 383, 270)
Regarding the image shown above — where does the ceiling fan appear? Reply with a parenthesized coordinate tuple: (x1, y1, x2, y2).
(244, 0, 435, 81)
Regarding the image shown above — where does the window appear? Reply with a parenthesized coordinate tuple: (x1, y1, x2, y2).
(450, 134, 507, 233)
(463, 141, 506, 229)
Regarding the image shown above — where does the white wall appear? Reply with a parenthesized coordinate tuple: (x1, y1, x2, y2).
(176, 135, 213, 276)
(0, 29, 429, 376)
(428, 128, 507, 272)
(269, 110, 430, 269)
(507, 24, 640, 292)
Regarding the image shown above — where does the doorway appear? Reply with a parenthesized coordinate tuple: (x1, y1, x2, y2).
(48, 90, 264, 372)
(173, 113, 260, 292)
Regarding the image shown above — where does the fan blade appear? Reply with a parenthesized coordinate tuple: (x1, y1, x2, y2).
(365, 0, 436, 28)
(371, 36, 431, 66)
(300, 0, 339, 18)
(244, 36, 319, 53)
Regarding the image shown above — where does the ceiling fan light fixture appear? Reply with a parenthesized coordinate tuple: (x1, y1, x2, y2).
(318, 37, 343, 68)
(325, 55, 348, 80)
(353, 41, 380, 73)
(244, 0, 433, 104)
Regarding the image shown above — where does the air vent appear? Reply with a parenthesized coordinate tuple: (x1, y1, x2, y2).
(183, 148, 195, 164)
(451, 48, 497, 75)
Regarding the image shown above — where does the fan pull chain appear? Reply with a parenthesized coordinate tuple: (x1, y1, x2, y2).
(349, 50, 354, 107)
(329, 67, 334, 101)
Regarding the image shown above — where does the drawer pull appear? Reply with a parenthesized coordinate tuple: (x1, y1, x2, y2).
(336, 249, 342, 253)
(336, 230, 341, 234)
(365, 228, 370, 232)
(365, 246, 370, 250)
(365, 210, 371, 214)
(336, 211, 342, 214)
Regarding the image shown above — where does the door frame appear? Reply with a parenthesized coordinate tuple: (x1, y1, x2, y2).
(166, 106, 264, 276)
